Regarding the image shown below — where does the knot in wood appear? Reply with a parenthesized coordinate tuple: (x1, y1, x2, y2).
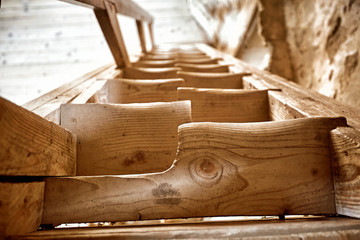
(189, 157, 223, 187)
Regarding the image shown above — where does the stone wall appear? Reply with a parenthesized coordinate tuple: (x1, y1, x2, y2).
(188, 0, 360, 108)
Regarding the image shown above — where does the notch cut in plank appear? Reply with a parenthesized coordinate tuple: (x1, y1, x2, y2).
(94, 9, 125, 68)
(104, 0, 131, 68)
(0, 182, 44, 239)
(177, 71, 248, 89)
(123, 67, 180, 79)
(60, 101, 191, 176)
(136, 20, 147, 53)
(97, 78, 184, 103)
(175, 63, 230, 73)
(178, 87, 269, 122)
(43, 117, 346, 225)
(331, 127, 360, 218)
(0, 97, 76, 176)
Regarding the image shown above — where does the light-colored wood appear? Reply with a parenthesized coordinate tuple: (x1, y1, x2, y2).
(177, 58, 220, 65)
(177, 71, 247, 89)
(123, 67, 180, 79)
(71, 80, 107, 104)
(94, 9, 125, 68)
(0, 97, 76, 176)
(0, 182, 44, 239)
(140, 55, 175, 61)
(104, 0, 131, 68)
(43, 117, 345, 224)
(60, 0, 154, 23)
(97, 78, 184, 103)
(60, 101, 191, 175)
(243, 75, 282, 91)
(132, 60, 176, 68)
(178, 87, 269, 122)
(148, 22, 155, 50)
(136, 20, 147, 53)
(9, 217, 360, 239)
(175, 63, 229, 73)
(331, 127, 360, 218)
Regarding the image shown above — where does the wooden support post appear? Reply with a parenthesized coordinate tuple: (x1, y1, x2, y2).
(97, 78, 184, 103)
(42, 117, 346, 225)
(136, 20, 147, 53)
(104, 0, 131, 68)
(0, 97, 76, 176)
(148, 22, 155, 50)
(60, 101, 191, 175)
(178, 88, 269, 122)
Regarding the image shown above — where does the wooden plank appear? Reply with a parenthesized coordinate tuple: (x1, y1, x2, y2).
(0, 182, 44, 239)
(331, 127, 360, 218)
(136, 20, 147, 53)
(22, 64, 112, 111)
(177, 58, 220, 65)
(243, 75, 282, 91)
(8, 217, 360, 239)
(178, 87, 269, 122)
(94, 9, 125, 68)
(0, 97, 76, 176)
(104, 0, 131, 68)
(148, 22, 155, 50)
(60, 101, 191, 175)
(42, 117, 345, 224)
(71, 80, 107, 104)
(123, 67, 180, 79)
(97, 78, 184, 103)
(177, 71, 248, 89)
(175, 63, 230, 73)
(60, 0, 154, 23)
(132, 60, 176, 68)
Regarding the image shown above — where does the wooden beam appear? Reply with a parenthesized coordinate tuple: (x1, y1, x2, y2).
(94, 9, 125, 68)
(0, 182, 44, 238)
(97, 78, 184, 103)
(178, 87, 269, 122)
(148, 22, 155, 50)
(42, 117, 346, 224)
(132, 60, 176, 68)
(60, 0, 154, 23)
(60, 101, 191, 175)
(175, 64, 230, 73)
(104, 0, 131, 68)
(0, 97, 76, 176)
(123, 67, 180, 79)
(136, 20, 147, 53)
(177, 71, 248, 89)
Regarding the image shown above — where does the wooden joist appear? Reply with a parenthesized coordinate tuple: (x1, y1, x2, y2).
(123, 67, 180, 79)
(0, 97, 76, 176)
(60, 101, 191, 175)
(42, 117, 345, 224)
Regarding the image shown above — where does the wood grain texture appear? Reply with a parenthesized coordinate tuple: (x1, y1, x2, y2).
(0, 182, 44, 238)
(104, 0, 131, 68)
(9, 217, 360, 239)
(136, 20, 147, 53)
(43, 117, 345, 224)
(178, 87, 269, 122)
(331, 127, 360, 218)
(177, 71, 247, 89)
(243, 75, 282, 91)
(123, 67, 180, 79)
(70, 80, 107, 104)
(0, 97, 76, 176)
(132, 60, 176, 68)
(97, 78, 184, 103)
(60, 101, 191, 175)
(175, 63, 229, 73)
(94, 9, 124, 68)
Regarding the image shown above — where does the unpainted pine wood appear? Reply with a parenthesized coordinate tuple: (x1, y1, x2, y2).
(94, 9, 125, 68)
(175, 63, 229, 73)
(0, 182, 44, 238)
(140, 55, 175, 61)
(60, 101, 191, 176)
(136, 20, 147, 53)
(70, 80, 107, 104)
(177, 71, 247, 89)
(177, 58, 220, 65)
(43, 117, 346, 224)
(9, 217, 360, 239)
(0, 97, 76, 176)
(243, 75, 281, 91)
(132, 60, 176, 68)
(178, 87, 269, 122)
(331, 127, 360, 218)
(104, 0, 131, 68)
(98, 78, 184, 103)
(59, 0, 154, 23)
(123, 67, 180, 79)
(147, 23, 155, 50)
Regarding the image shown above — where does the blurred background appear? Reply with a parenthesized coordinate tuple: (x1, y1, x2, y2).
(0, 0, 359, 108)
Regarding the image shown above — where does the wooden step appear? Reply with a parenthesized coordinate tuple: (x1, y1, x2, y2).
(175, 63, 230, 73)
(178, 71, 247, 88)
(42, 117, 346, 225)
(123, 67, 180, 79)
(132, 58, 221, 68)
(96, 78, 184, 103)
(60, 101, 191, 175)
(178, 87, 269, 122)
